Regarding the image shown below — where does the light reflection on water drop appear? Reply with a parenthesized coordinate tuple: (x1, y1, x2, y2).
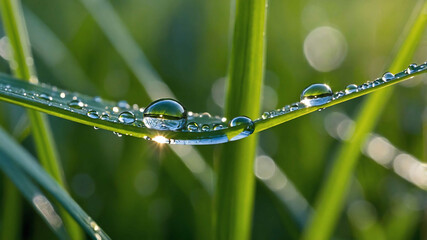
(382, 72, 394, 82)
(345, 84, 358, 94)
(118, 111, 135, 124)
(143, 98, 187, 131)
(87, 110, 99, 119)
(229, 116, 255, 141)
(300, 83, 333, 107)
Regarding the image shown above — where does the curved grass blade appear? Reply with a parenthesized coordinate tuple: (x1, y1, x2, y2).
(0, 63, 424, 145)
(0, 153, 68, 239)
(0, 0, 82, 238)
(302, 2, 427, 240)
(0, 127, 111, 240)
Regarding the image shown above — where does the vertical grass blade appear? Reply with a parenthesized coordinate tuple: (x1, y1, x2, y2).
(301, 2, 427, 240)
(0, 179, 22, 240)
(0, 0, 82, 238)
(214, 0, 267, 239)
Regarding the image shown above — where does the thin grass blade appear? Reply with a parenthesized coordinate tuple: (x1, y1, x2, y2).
(302, 2, 427, 240)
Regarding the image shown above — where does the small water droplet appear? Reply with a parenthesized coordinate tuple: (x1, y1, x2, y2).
(87, 110, 99, 119)
(118, 111, 135, 124)
(406, 63, 417, 74)
(93, 126, 99, 130)
(382, 72, 394, 82)
(213, 124, 225, 130)
(262, 112, 270, 119)
(199, 112, 212, 118)
(60, 92, 66, 98)
(187, 122, 199, 132)
(100, 113, 110, 120)
(113, 132, 122, 137)
(117, 100, 130, 109)
(112, 107, 119, 113)
(282, 105, 290, 113)
(201, 125, 210, 131)
(345, 84, 358, 94)
(373, 78, 385, 87)
(300, 83, 333, 107)
(93, 96, 102, 103)
(68, 99, 84, 109)
(333, 91, 345, 100)
(38, 93, 52, 101)
(358, 83, 369, 91)
(290, 103, 300, 111)
(143, 99, 187, 131)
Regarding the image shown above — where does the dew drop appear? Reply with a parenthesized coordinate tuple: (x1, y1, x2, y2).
(300, 83, 333, 107)
(262, 112, 270, 119)
(113, 132, 122, 137)
(187, 122, 199, 132)
(333, 91, 345, 100)
(345, 84, 358, 94)
(358, 83, 369, 91)
(142, 98, 187, 131)
(406, 63, 417, 74)
(382, 72, 394, 82)
(38, 93, 52, 101)
(201, 125, 210, 132)
(100, 113, 110, 120)
(117, 100, 130, 109)
(118, 111, 135, 124)
(373, 78, 385, 87)
(290, 103, 300, 111)
(213, 124, 225, 130)
(229, 116, 255, 141)
(87, 110, 99, 119)
(93, 96, 102, 103)
(68, 99, 84, 109)
(93, 126, 99, 130)
(199, 112, 212, 118)
(60, 92, 66, 98)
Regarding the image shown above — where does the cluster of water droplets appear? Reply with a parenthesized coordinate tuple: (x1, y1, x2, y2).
(0, 62, 425, 145)
(256, 62, 426, 121)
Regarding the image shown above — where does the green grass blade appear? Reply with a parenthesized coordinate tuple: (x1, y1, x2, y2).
(0, 178, 22, 240)
(301, 2, 427, 240)
(0, 127, 111, 240)
(0, 154, 68, 239)
(0, 64, 424, 143)
(0, 0, 82, 238)
(214, 0, 267, 239)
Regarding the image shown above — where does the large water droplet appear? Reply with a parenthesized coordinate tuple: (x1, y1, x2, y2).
(118, 111, 135, 124)
(345, 84, 358, 94)
(300, 83, 333, 107)
(382, 72, 394, 82)
(87, 110, 99, 119)
(142, 98, 187, 131)
(229, 116, 255, 141)
(68, 99, 84, 109)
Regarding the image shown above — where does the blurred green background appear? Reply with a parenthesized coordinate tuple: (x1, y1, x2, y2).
(0, 0, 426, 239)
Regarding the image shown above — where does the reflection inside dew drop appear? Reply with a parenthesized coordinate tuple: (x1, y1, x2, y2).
(345, 84, 358, 94)
(300, 83, 333, 107)
(229, 116, 255, 141)
(38, 93, 52, 101)
(382, 72, 394, 82)
(87, 110, 99, 119)
(187, 122, 199, 132)
(118, 111, 135, 124)
(143, 98, 187, 131)
(406, 63, 417, 74)
(201, 125, 210, 132)
(68, 99, 84, 109)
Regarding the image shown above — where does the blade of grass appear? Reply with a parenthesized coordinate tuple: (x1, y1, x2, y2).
(0, 155, 68, 239)
(0, 178, 22, 240)
(214, 0, 267, 239)
(301, 2, 427, 240)
(0, 126, 111, 240)
(0, 0, 82, 238)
